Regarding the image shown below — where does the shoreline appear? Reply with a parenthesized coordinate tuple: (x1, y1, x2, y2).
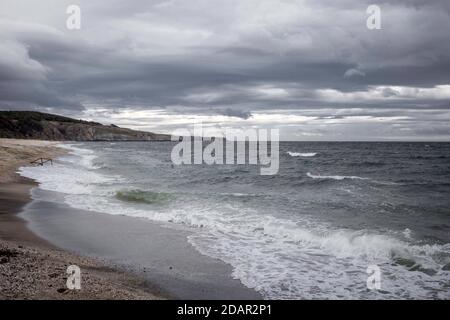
(0, 139, 163, 299)
(23, 187, 261, 299)
(1, 138, 261, 300)
(0, 176, 46, 246)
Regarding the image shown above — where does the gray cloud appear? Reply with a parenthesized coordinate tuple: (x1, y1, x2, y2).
(0, 0, 449, 139)
(220, 108, 253, 119)
(344, 68, 366, 78)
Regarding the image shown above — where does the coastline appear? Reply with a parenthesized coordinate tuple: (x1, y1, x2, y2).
(0, 139, 162, 299)
(22, 187, 262, 299)
(1, 138, 261, 300)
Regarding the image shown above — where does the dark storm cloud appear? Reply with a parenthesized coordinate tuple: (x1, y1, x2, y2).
(0, 0, 449, 139)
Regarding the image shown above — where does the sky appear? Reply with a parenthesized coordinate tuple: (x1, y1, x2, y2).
(1, 0, 450, 140)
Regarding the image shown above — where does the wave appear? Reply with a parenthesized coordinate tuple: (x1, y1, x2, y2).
(59, 144, 101, 170)
(189, 213, 450, 299)
(19, 143, 450, 299)
(116, 190, 172, 204)
(19, 163, 118, 195)
(116, 189, 262, 205)
(307, 172, 369, 180)
(287, 151, 317, 157)
(19, 144, 123, 196)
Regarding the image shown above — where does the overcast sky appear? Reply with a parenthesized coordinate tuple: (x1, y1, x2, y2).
(1, 0, 450, 140)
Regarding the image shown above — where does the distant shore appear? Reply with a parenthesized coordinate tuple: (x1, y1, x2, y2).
(0, 138, 162, 299)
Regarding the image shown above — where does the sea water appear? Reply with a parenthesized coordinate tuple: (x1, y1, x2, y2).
(19, 141, 450, 299)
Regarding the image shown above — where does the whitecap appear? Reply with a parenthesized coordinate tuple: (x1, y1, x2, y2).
(287, 151, 317, 157)
(307, 172, 369, 180)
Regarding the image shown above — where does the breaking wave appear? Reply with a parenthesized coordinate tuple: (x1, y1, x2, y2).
(18, 143, 450, 299)
(287, 151, 317, 157)
(307, 172, 369, 180)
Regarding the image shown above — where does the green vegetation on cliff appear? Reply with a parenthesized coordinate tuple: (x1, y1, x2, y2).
(0, 111, 170, 141)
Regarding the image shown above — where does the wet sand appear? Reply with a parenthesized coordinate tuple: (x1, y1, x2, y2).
(0, 178, 43, 245)
(0, 138, 261, 299)
(21, 187, 261, 299)
(0, 139, 161, 299)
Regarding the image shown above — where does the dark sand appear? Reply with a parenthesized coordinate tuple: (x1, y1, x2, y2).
(0, 177, 163, 299)
(0, 178, 43, 245)
(21, 188, 262, 299)
(0, 139, 261, 299)
(0, 139, 161, 299)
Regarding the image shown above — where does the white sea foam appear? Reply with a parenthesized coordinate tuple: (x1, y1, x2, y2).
(403, 228, 412, 239)
(68, 145, 101, 169)
(307, 172, 369, 180)
(187, 213, 450, 299)
(19, 165, 115, 195)
(19, 144, 121, 196)
(18, 143, 450, 300)
(287, 151, 317, 157)
(61, 190, 450, 299)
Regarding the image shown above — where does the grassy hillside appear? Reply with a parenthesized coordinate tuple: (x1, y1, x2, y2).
(0, 111, 170, 141)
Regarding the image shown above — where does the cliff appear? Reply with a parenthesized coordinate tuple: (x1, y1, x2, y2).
(0, 111, 171, 141)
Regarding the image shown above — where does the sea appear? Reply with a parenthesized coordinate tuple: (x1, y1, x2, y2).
(19, 141, 450, 299)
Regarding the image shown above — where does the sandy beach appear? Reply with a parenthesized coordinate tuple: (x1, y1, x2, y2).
(0, 139, 162, 299)
(0, 138, 260, 300)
